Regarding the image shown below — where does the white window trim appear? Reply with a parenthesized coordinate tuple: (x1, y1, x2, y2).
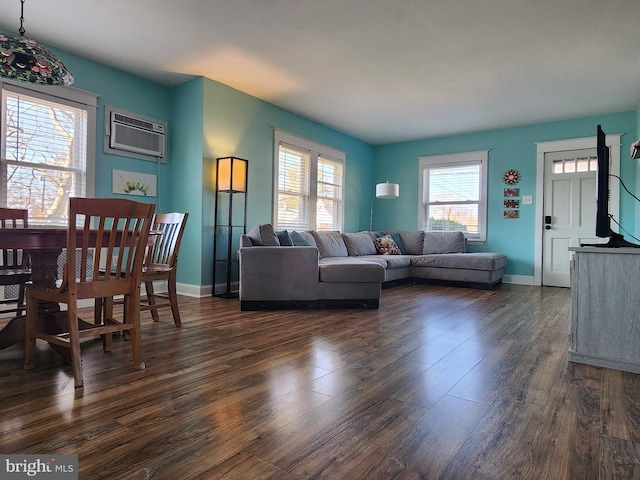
(418, 150, 489, 243)
(273, 129, 346, 231)
(0, 79, 98, 201)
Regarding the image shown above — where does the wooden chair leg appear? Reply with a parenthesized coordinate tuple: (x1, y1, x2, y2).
(17, 283, 26, 316)
(167, 274, 181, 327)
(66, 302, 84, 388)
(24, 294, 37, 369)
(145, 281, 159, 322)
(126, 293, 145, 371)
(101, 297, 115, 352)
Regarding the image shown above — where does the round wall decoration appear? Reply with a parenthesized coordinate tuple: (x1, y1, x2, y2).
(503, 169, 520, 185)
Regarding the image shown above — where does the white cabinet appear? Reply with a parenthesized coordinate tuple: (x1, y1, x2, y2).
(569, 247, 640, 374)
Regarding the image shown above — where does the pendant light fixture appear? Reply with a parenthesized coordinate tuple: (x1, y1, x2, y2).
(0, 0, 74, 86)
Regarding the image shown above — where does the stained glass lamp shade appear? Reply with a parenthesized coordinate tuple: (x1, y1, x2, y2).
(0, 1, 74, 86)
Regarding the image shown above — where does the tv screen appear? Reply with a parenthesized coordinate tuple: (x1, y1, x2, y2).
(583, 125, 638, 247)
(595, 125, 611, 238)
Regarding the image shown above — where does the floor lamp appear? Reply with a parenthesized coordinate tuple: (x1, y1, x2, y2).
(370, 181, 400, 230)
(213, 157, 248, 298)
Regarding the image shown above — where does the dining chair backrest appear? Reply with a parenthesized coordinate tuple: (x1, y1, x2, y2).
(66, 198, 155, 299)
(0, 207, 29, 269)
(146, 212, 189, 269)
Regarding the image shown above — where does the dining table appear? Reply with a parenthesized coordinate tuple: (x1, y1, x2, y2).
(0, 227, 155, 352)
(0, 228, 71, 351)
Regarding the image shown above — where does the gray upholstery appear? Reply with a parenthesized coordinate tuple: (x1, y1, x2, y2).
(312, 231, 349, 258)
(422, 231, 466, 254)
(342, 232, 377, 256)
(319, 260, 385, 283)
(238, 225, 507, 310)
(411, 252, 507, 271)
(246, 223, 280, 246)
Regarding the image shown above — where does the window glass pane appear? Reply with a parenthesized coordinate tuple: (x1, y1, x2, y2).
(564, 159, 576, 173)
(277, 192, 309, 231)
(576, 157, 589, 172)
(553, 159, 563, 174)
(428, 164, 479, 202)
(277, 144, 310, 230)
(2, 89, 87, 225)
(589, 156, 597, 172)
(317, 156, 343, 230)
(427, 204, 479, 234)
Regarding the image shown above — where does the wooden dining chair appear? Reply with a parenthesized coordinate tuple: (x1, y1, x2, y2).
(24, 198, 155, 388)
(0, 208, 31, 316)
(98, 212, 188, 328)
(140, 212, 188, 326)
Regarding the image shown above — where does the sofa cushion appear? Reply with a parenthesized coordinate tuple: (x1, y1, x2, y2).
(318, 260, 385, 283)
(290, 231, 316, 247)
(312, 231, 348, 258)
(247, 224, 280, 246)
(388, 230, 424, 255)
(378, 255, 412, 269)
(276, 230, 293, 246)
(342, 232, 377, 256)
(411, 252, 507, 271)
(423, 231, 466, 254)
(373, 235, 400, 255)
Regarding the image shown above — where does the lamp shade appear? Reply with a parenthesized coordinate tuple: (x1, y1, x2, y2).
(0, 1, 74, 86)
(216, 157, 248, 192)
(376, 182, 399, 199)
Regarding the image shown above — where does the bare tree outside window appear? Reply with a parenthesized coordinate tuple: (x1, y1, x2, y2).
(2, 89, 87, 225)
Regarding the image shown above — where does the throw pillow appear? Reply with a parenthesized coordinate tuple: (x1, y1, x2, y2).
(373, 235, 400, 255)
(246, 224, 280, 246)
(342, 232, 377, 256)
(276, 230, 293, 246)
(311, 231, 348, 257)
(390, 232, 406, 254)
(290, 231, 313, 246)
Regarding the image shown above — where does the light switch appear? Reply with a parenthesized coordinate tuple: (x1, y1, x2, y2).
(522, 195, 533, 205)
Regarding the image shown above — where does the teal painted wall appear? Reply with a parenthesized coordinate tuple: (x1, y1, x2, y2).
(202, 78, 374, 286)
(54, 47, 173, 207)
(169, 78, 205, 285)
(373, 112, 638, 277)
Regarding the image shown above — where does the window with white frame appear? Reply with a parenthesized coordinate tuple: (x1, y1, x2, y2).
(274, 129, 345, 231)
(0, 81, 96, 226)
(418, 150, 488, 242)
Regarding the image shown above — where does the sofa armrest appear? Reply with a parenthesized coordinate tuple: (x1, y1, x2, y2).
(239, 246, 319, 301)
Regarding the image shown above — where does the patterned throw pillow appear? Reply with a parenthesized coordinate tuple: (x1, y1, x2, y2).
(373, 235, 400, 255)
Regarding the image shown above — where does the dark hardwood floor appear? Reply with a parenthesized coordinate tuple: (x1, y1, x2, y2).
(1, 283, 639, 479)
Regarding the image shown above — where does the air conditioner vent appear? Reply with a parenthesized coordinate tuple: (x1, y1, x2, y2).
(106, 108, 167, 161)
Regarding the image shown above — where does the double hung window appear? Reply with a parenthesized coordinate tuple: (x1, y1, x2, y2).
(0, 81, 96, 226)
(274, 129, 345, 231)
(418, 150, 488, 242)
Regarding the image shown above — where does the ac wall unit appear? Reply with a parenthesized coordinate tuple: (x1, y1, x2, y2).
(109, 111, 166, 158)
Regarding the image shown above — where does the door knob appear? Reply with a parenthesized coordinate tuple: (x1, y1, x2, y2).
(544, 215, 552, 230)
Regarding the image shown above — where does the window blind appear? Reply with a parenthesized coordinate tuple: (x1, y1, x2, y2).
(2, 87, 88, 225)
(277, 142, 311, 231)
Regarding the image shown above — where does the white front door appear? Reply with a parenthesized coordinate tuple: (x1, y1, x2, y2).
(535, 134, 620, 287)
(542, 148, 600, 287)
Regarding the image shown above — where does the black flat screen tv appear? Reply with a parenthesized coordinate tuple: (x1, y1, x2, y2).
(583, 125, 639, 247)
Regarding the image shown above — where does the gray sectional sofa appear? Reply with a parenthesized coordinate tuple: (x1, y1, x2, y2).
(238, 224, 507, 310)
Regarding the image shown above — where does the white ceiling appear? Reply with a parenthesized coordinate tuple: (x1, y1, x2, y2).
(2, 0, 640, 145)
